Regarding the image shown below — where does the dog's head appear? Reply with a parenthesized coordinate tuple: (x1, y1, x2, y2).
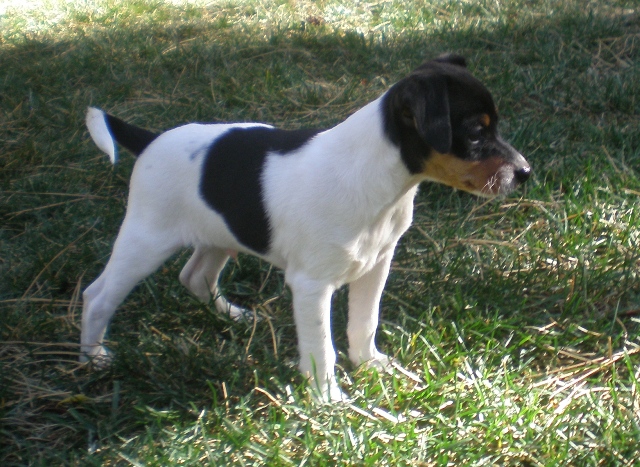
(383, 54, 530, 197)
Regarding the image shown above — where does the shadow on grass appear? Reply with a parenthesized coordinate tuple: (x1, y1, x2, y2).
(1, 2, 639, 463)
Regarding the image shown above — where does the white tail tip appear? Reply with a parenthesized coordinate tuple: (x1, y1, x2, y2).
(86, 107, 117, 164)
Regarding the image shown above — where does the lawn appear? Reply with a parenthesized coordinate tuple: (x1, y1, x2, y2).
(1, 0, 639, 465)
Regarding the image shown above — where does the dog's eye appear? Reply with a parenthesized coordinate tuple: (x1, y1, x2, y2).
(468, 126, 483, 144)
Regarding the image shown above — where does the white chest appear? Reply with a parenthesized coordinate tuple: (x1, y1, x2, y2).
(340, 189, 415, 283)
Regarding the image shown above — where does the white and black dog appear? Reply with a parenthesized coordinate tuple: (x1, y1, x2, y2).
(81, 54, 530, 400)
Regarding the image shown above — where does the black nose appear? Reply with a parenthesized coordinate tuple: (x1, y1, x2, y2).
(514, 166, 531, 184)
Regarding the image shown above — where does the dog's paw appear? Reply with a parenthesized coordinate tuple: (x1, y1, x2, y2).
(309, 381, 350, 404)
(214, 297, 259, 322)
(356, 351, 393, 374)
(305, 372, 351, 403)
(328, 381, 350, 403)
(80, 346, 113, 369)
(228, 304, 259, 322)
(361, 356, 422, 384)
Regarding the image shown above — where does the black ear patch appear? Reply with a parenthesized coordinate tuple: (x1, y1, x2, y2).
(410, 74, 452, 155)
(383, 73, 452, 174)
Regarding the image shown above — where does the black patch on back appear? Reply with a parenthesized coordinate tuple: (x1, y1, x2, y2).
(200, 126, 321, 254)
(105, 113, 158, 156)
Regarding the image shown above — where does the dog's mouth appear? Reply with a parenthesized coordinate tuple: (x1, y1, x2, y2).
(422, 152, 530, 197)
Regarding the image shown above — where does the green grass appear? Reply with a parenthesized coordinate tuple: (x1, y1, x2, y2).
(1, 0, 640, 464)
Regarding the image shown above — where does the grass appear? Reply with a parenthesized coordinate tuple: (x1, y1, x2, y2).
(1, 0, 639, 464)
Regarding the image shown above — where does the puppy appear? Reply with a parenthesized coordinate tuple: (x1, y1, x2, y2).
(81, 54, 530, 400)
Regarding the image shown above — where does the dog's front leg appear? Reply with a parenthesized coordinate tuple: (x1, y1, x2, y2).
(347, 252, 394, 369)
(286, 271, 343, 401)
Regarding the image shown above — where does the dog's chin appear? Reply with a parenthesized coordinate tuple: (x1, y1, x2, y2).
(461, 169, 526, 198)
(441, 176, 523, 199)
(423, 167, 524, 199)
(470, 183, 515, 199)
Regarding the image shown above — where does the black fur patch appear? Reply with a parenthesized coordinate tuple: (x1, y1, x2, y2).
(105, 113, 158, 156)
(200, 126, 321, 254)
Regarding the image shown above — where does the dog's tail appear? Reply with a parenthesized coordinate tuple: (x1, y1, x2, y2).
(86, 107, 159, 164)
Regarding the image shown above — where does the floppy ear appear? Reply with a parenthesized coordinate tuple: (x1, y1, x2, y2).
(399, 75, 452, 154)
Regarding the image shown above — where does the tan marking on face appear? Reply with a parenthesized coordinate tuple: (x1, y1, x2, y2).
(480, 113, 491, 127)
(422, 152, 510, 196)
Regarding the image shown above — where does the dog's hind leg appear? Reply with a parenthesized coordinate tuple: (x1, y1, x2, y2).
(80, 224, 180, 365)
(179, 246, 250, 320)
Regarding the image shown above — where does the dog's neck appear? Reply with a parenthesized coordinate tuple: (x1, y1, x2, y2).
(318, 95, 421, 209)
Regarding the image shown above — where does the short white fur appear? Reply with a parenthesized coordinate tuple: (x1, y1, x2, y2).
(86, 107, 118, 163)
